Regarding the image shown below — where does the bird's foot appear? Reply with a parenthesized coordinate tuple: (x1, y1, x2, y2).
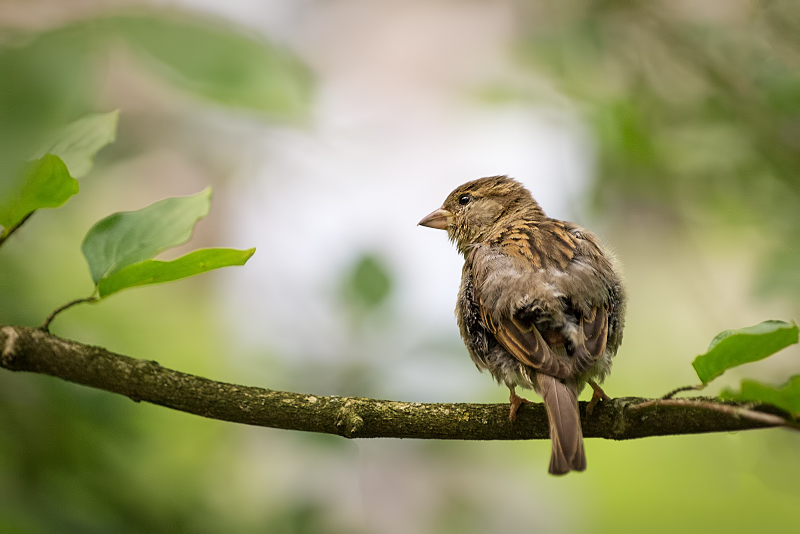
(508, 390, 532, 422)
(586, 380, 610, 418)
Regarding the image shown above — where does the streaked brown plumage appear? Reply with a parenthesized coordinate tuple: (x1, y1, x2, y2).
(419, 176, 626, 475)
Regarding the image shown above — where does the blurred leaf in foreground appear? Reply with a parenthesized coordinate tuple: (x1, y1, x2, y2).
(33, 110, 119, 178)
(0, 9, 313, 200)
(0, 24, 97, 197)
(0, 155, 77, 232)
(82, 188, 254, 297)
(103, 13, 313, 118)
(721, 376, 800, 417)
(692, 320, 799, 384)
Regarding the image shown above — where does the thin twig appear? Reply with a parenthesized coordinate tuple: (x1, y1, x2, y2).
(41, 297, 97, 332)
(0, 211, 35, 248)
(661, 384, 704, 400)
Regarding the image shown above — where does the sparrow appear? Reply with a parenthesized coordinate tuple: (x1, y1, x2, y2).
(418, 176, 626, 475)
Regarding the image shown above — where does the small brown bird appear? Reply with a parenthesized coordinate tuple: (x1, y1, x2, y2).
(419, 176, 626, 475)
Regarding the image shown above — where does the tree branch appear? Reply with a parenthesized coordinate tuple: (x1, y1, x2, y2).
(0, 325, 789, 441)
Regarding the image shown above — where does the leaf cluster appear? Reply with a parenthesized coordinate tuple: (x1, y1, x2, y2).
(692, 320, 800, 417)
(0, 110, 255, 325)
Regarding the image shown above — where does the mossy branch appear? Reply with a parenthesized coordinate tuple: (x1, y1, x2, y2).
(0, 325, 790, 441)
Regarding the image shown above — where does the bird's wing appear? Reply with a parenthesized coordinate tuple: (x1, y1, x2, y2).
(471, 241, 574, 379)
(479, 299, 576, 380)
(473, 222, 611, 379)
(573, 305, 608, 375)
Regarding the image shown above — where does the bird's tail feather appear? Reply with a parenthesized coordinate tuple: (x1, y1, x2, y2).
(536, 373, 586, 475)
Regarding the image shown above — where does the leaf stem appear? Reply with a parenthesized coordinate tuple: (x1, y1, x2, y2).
(0, 211, 34, 249)
(41, 296, 98, 332)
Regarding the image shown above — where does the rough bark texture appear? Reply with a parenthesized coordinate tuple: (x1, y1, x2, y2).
(0, 325, 786, 440)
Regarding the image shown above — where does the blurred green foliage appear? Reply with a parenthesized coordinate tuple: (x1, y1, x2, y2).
(104, 13, 312, 116)
(515, 0, 800, 297)
(343, 254, 393, 311)
(0, 9, 311, 198)
(0, 7, 312, 532)
(33, 111, 119, 178)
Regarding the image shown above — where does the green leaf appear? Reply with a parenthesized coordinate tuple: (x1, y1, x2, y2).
(692, 320, 799, 384)
(81, 188, 211, 284)
(104, 13, 312, 117)
(97, 247, 255, 298)
(33, 110, 119, 177)
(0, 155, 78, 230)
(721, 376, 800, 417)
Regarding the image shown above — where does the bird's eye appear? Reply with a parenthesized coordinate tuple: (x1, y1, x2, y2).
(458, 194, 472, 206)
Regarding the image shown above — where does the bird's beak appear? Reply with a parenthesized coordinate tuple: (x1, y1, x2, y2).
(418, 208, 453, 230)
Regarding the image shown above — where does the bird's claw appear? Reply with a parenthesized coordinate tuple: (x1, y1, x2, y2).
(586, 380, 610, 418)
(509, 392, 532, 422)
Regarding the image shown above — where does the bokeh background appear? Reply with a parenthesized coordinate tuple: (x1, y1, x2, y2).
(1, 1, 799, 532)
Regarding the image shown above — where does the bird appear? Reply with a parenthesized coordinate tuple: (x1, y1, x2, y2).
(418, 175, 626, 475)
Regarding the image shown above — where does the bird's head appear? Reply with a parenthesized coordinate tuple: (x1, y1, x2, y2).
(418, 175, 545, 253)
